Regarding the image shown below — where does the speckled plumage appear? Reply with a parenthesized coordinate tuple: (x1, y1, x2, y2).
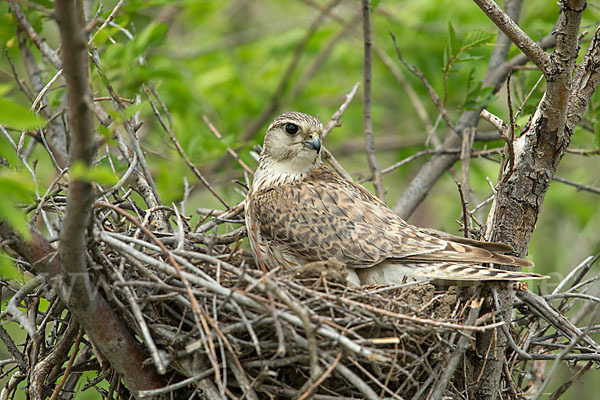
(245, 111, 546, 285)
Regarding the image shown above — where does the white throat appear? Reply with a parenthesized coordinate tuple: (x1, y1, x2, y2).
(252, 155, 321, 191)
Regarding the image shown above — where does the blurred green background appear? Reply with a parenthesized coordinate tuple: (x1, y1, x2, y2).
(1, 0, 599, 398)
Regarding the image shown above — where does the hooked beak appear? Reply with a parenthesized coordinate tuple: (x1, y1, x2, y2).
(303, 135, 321, 153)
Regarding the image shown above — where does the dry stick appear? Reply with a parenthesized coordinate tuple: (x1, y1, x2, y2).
(239, 0, 343, 143)
(429, 298, 482, 400)
(297, 352, 343, 400)
(2, 276, 43, 340)
(330, 357, 379, 400)
(568, 24, 600, 131)
(88, 0, 125, 45)
(300, 0, 434, 134)
(95, 202, 226, 392)
(374, 45, 433, 133)
(143, 88, 230, 209)
(29, 319, 80, 400)
(202, 115, 254, 175)
(292, 14, 360, 99)
(102, 235, 386, 361)
(113, 267, 167, 374)
(548, 361, 593, 400)
(455, 180, 471, 239)
(361, 0, 385, 200)
(296, 283, 504, 333)
(515, 73, 545, 120)
(500, 71, 516, 188)
(322, 82, 361, 139)
(530, 304, 600, 400)
(460, 126, 476, 224)
(320, 82, 361, 181)
(30, 69, 63, 112)
(553, 176, 600, 195)
(48, 329, 84, 400)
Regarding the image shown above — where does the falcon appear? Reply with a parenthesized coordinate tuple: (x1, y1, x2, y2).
(245, 111, 546, 286)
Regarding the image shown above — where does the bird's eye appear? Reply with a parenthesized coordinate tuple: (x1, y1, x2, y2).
(284, 123, 299, 135)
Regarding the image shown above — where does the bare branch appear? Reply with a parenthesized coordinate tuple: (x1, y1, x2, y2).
(361, 0, 385, 200)
(473, 0, 551, 74)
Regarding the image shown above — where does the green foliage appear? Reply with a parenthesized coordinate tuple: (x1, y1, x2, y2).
(0, 98, 46, 130)
(70, 160, 119, 187)
(442, 22, 496, 106)
(0, 170, 34, 239)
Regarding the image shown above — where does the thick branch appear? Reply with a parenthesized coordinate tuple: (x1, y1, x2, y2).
(50, 0, 165, 395)
(0, 222, 165, 395)
(469, 2, 588, 398)
(473, 0, 551, 74)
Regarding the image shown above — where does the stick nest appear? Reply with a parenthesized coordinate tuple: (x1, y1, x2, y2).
(81, 201, 599, 399)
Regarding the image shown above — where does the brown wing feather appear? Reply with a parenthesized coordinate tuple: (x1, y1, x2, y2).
(251, 166, 534, 270)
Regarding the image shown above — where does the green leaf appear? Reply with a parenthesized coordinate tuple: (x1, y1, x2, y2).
(448, 21, 461, 57)
(0, 171, 35, 239)
(463, 29, 496, 51)
(133, 22, 168, 57)
(0, 254, 22, 282)
(0, 98, 46, 130)
(70, 161, 118, 186)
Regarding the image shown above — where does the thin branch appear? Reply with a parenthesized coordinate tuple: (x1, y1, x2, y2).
(390, 31, 454, 132)
(361, 0, 385, 200)
(8, 1, 62, 69)
(143, 87, 230, 209)
(429, 297, 482, 399)
(472, 0, 551, 74)
(203, 115, 254, 175)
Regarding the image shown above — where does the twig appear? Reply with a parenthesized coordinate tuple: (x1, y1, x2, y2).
(515, 73, 545, 120)
(203, 115, 254, 175)
(297, 352, 342, 400)
(460, 127, 476, 216)
(138, 369, 216, 398)
(455, 180, 472, 239)
(48, 329, 84, 400)
(553, 175, 600, 194)
(8, 1, 62, 69)
(548, 361, 593, 400)
(30, 69, 63, 112)
(361, 0, 385, 200)
(2, 275, 43, 340)
(429, 297, 482, 399)
(143, 87, 230, 209)
(390, 31, 455, 132)
(322, 82, 360, 139)
(530, 304, 600, 400)
(239, 0, 343, 143)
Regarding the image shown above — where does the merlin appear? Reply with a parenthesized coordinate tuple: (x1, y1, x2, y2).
(245, 112, 546, 285)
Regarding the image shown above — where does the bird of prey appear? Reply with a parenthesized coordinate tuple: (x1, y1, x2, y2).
(245, 111, 546, 286)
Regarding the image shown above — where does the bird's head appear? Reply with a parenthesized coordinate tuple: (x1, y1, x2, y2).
(259, 112, 323, 175)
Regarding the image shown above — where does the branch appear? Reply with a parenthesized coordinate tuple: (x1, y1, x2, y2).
(392, 27, 557, 218)
(50, 0, 164, 395)
(8, 1, 62, 69)
(361, 0, 385, 200)
(472, 0, 551, 74)
(0, 222, 165, 395)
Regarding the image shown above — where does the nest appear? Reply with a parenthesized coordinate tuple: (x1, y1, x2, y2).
(49, 201, 595, 399)
(1, 182, 599, 400)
